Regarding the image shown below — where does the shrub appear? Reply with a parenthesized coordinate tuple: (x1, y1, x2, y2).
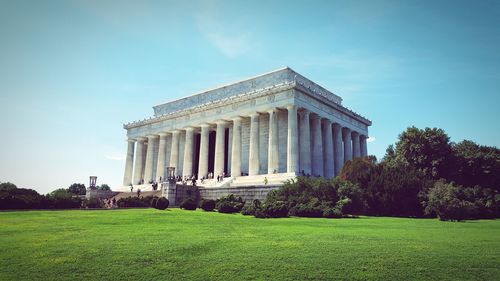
(335, 198, 353, 215)
(150, 197, 158, 208)
(290, 203, 323, 218)
(180, 198, 197, 210)
(323, 207, 343, 218)
(117, 196, 152, 208)
(425, 180, 473, 221)
(258, 178, 366, 219)
(200, 199, 216, 211)
(216, 194, 245, 213)
(241, 199, 261, 216)
(241, 205, 256, 216)
(155, 197, 169, 210)
(263, 200, 289, 218)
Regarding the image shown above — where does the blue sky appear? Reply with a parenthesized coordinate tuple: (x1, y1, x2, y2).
(1, 0, 499, 194)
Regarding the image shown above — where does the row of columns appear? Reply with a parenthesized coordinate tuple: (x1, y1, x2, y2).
(297, 110, 368, 177)
(123, 105, 367, 186)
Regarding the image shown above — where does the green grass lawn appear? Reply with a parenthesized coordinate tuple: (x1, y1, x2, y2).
(0, 209, 499, 281)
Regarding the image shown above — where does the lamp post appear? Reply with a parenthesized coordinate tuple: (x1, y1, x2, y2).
(86, 176, 98, 200)
(89, 176, 97, 190)
(166, 167, 176, 183)
(163, 167, 176, 205)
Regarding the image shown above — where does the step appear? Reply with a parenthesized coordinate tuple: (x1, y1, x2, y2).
(230, 173, 296, 187)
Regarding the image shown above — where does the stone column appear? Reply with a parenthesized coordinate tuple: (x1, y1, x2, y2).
(287, 105, 299, 174)
(227, 126, 232, 175)
(311, 114, 324, 176)
(267, 109, 279, 174)
(155, 133, 168, 182)
(360, 135, 368, 157)
(133, 137, 146, 184)
(198, 124, 210, 180)
(298, 110, 311, 175)
(333, 123, 344, 176)
(231, 117, 242, 177)
(249, 113, 260, 176)
(343, 127, 352, 162)
(322, 119, 334, 178)
(169, 130, 180, 176)
(352, 131, 361, 158)
(214, 121, 226, 177)
(143, 135, 157, 184)
(123, 138, 135, 186)
(183, 127, 194, 178)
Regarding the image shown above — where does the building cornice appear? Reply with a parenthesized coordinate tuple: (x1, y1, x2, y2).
(123, 79, 371, 130)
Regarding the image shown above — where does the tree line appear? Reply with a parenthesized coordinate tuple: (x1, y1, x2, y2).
(339, 126, 499, 220)
(1, 126, 498, 221)
(0, 182, 111, 209)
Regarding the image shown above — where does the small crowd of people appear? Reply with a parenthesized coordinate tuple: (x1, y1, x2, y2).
(104, 198, 117, 208)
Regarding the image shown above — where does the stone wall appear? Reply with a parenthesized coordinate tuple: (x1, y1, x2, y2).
(169, 185, 280, 206)
(85, 189, 119, 200)
(173, 184, 200, 207)
(199, 185, 280, 203)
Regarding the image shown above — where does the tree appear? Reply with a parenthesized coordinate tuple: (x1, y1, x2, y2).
(49, 188, 74, 199)
(0, 186, 44, 209)
(366, 162, 432, 217)
(395, 126, 453, 179)
(68, 183, 86, 195)
(452, 140, 500, 191)
(46, 188, 81, 209)
(0, 182, 17, 191)
(97, 184, 111, 191)
(339, 157, 377, 191)
(425, 180, 473, 221)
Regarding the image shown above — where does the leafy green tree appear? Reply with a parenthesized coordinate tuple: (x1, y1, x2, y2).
(336, 180, 363, 214)
(425, 180, 472, 221)
(49, 188, 74, 199)
(97, 184, 111, 191)
(0, 182, 17, 191)
(452, 140, 500, 191)
(0, 187, 44, 209)
(368, 162, 432, 217)
(46, 188, 81, 209)
(68, 183, 86, 195)
(339, 157, 377, 191)
(395, 126, 453, 179)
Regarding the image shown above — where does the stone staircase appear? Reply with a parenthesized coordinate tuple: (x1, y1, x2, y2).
(229, 173, 296, 187)
(113, 173, 296, 195)
(198, 177, 234, 188)
(115, 184, 158, 192)
(109, 190, 162, 202)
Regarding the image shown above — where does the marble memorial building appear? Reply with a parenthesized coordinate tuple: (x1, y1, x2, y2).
(120, 67, 371, 191)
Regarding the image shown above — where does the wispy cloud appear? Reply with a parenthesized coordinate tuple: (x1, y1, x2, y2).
(195, 2, 254, 57)
(105, 154, 125, 161)
(302, 51, 401, 80)
(295, 50, 403, 97)
(367, 137, 376, 143)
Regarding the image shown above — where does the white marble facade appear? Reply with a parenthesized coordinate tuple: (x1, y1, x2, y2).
(122, 67, 371, 186)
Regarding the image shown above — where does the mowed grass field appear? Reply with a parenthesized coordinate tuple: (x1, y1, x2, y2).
(0, 209, 499, 281)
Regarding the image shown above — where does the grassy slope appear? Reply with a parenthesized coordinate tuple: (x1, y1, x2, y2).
(0, 209, 498, 281)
